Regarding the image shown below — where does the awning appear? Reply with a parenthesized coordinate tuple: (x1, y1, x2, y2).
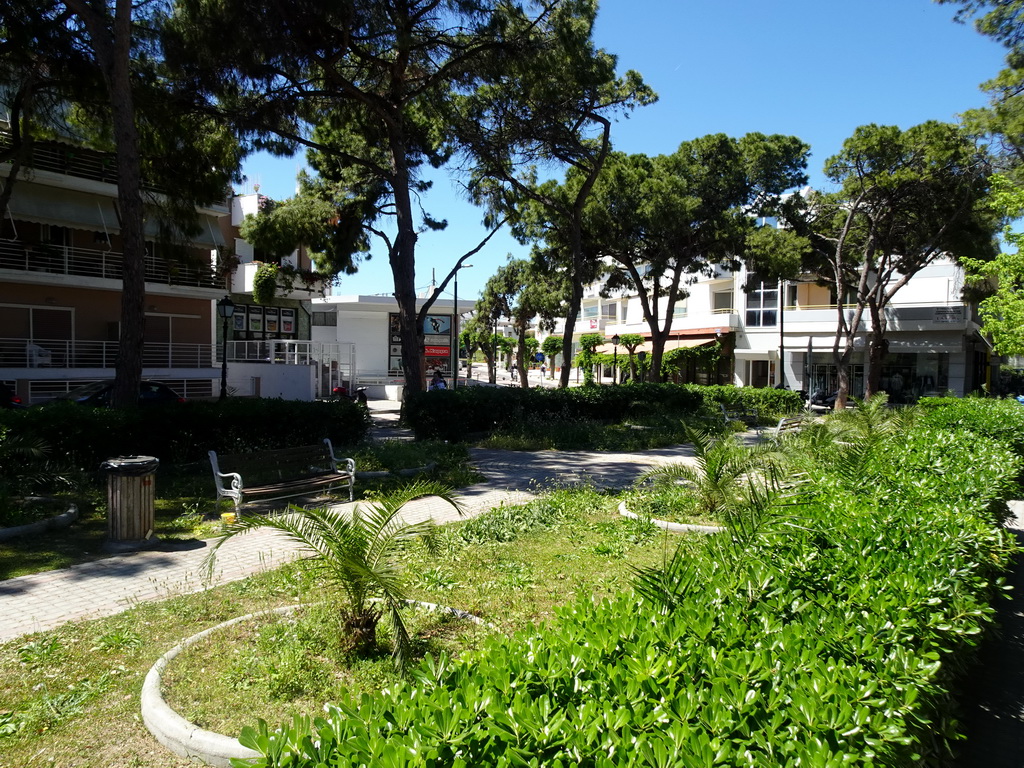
(6, 183, 118, 232)
(595, 338, 716, 355)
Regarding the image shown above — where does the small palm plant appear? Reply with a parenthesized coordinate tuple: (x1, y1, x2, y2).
(788, 393, 911, 481)
(0, 426, 74, 499)
(639, 427, 766, 520)
(204, 480, 464, 673)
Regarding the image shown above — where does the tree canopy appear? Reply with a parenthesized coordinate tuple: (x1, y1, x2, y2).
(763, 121, 997, 405)
(163, 0, 646, 395)
(584, 133, 809, 380)
(478, 258, 563, 387)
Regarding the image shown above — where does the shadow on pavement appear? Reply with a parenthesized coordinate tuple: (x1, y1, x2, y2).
(954, 528, 1024, 766)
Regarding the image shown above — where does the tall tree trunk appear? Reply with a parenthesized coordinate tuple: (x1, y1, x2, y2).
(559, 267, 583, 389)
(648, 327, 669, 383)
(70, 0, 145, 409)
(516, 326, 529, 389)
(389, 138, 424, 398)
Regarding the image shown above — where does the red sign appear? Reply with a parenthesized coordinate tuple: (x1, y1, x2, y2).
(424, 346, 450, 356)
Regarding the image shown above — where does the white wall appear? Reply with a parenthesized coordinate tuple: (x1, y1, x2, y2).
(312, 308, 391, 372)
(226, 361, 316, 400)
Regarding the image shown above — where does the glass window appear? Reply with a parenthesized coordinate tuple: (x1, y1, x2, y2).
(745, 274, 778, 327)
(312, 311, 336, 326)
(713, 291, 733, 313)
(786, 283, 798, 308)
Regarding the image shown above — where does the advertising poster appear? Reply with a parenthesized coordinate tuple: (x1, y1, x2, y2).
(280, 308, 295, 334)
(232, 306, 246, 332)
(248, 305, 264, 333)
(265, 307, 279, 334)
(423, 315, 451, 335)
(388, 313, 454, 375)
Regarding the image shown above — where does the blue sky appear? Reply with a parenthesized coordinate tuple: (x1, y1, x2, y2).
(240, 0, 1008, 301)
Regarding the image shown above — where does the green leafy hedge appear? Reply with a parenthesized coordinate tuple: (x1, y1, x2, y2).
(682, 384, 804, 422)
(234, 412, 1020, 767)
(918, 396, 1024, 456)
(403, 383, 704, 441)
(0, 398, 370, 472)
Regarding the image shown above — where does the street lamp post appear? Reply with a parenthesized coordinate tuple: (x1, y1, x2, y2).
(216, 295, 235, 401)
(453, 263, 473, 389)
(612, 333, 620, 385)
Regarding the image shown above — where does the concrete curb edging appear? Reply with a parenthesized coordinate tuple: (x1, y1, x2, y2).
(0, 501, 79, 541)
(143, 601, 491, 767)
(617, 501, 723, 535)
(141, 608, 281, 767)
(355, 462, 438, 481)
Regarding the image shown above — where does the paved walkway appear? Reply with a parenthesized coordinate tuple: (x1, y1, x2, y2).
(0, 400, 697, 643)
(952, 500, 1024, 766)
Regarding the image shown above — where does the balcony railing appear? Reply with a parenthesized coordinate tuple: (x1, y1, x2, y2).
(0, 136, 119, 186)
(0, 239, 220, 289)
(0, 338, 213, 369)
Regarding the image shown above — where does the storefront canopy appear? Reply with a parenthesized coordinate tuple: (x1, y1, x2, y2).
(595, 337, 716, 355)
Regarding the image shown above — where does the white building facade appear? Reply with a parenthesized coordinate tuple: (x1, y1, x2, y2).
(539, 258, 987, 401)
(311, 294, 478, 399)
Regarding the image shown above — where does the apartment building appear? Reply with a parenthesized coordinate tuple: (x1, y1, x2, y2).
(0, 132, 229, 403)
(540, 259, 987, 401)
(219, 193, 341, 400)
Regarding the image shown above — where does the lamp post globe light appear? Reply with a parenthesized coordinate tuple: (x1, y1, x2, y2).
(216, 295, 235, 401)
(612, 333, 620, 385)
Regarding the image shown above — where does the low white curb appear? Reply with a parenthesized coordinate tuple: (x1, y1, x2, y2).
(143, 601, 491, 766)
(0, 501, 78, 541)
(617, 501, 723, 535)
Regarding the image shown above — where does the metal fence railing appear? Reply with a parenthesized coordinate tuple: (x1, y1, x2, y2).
(0, 338, 213, 369)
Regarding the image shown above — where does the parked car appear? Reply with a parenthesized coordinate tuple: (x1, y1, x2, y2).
(52, 380, 186, 407)
(0, 382, 25, 409)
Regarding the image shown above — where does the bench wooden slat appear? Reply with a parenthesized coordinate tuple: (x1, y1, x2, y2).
(771, 416, 806, 439)
(209, 438, 355, 510)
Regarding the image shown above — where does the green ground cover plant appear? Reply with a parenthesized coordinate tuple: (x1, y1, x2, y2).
(230, 400, 1021, 767)
(918, 395, 1024, 466)
(0, 487, 668, 768)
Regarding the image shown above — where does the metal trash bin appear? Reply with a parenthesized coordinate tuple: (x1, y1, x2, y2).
(101, 455, 159, 549)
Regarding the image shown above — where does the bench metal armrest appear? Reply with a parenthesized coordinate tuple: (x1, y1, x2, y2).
(208, 450, 244, 498)
(323, 438, 356, 500)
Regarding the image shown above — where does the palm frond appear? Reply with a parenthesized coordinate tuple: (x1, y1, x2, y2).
(203, 481, 465, 673)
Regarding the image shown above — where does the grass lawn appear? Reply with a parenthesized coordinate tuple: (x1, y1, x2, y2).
(0, 487, 685, 768)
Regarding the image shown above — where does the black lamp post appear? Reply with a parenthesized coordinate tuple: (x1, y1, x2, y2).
(216, 295, 235, 401)
(453, 263, 473, 389)
(612, 333, 620, 385)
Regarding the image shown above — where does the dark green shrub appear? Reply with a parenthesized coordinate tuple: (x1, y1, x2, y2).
(0, 398, 370, 473)
(682, 384, 804, 421)
(403, 383, 704, 441)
